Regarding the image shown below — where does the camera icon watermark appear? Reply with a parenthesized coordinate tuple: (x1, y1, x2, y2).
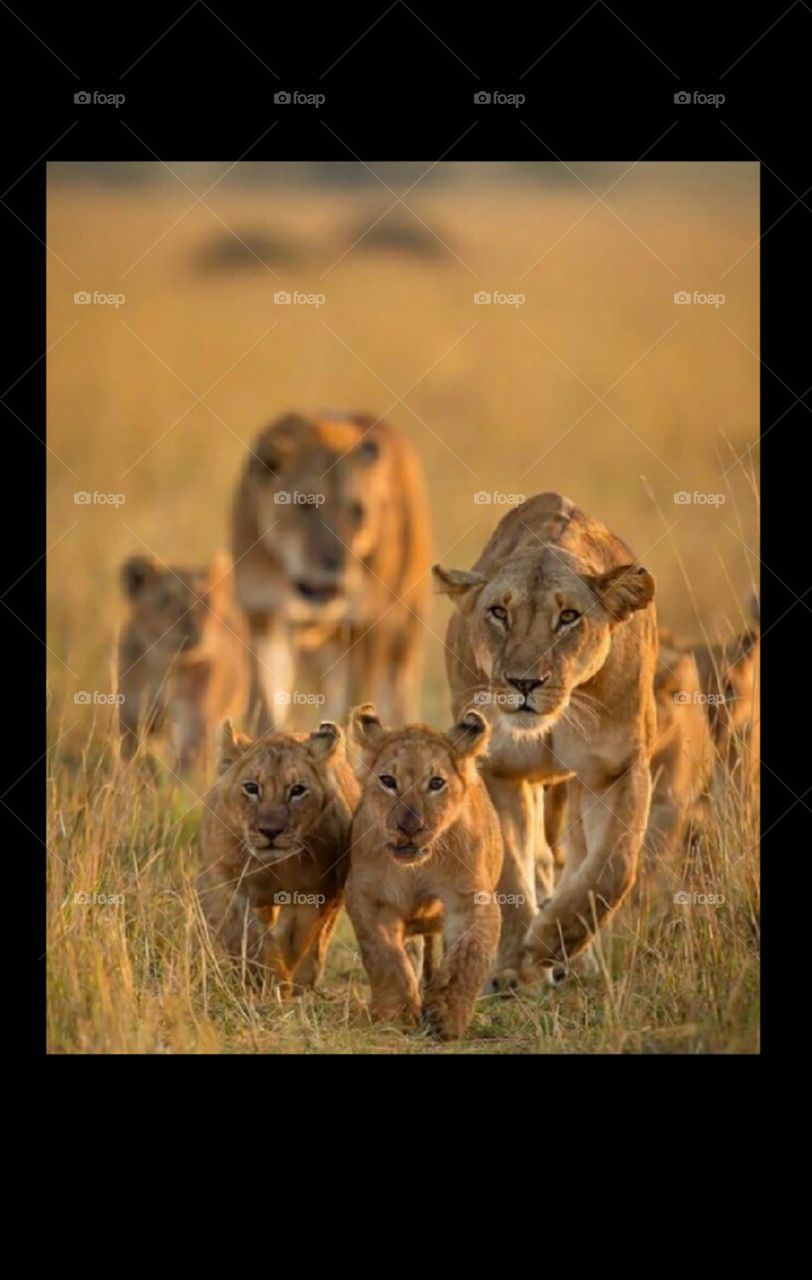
(674, 90, 725, 108)
(273, 691, 327, 707)
(473, 290, 525, 307)
(273, 90, 325, 107)
(73, 890, 125, 906)
(673, 290, 725, 307)
(74, 290, 126, 308)
(673, 690, 726, 706)
(273, 490, 325, 506)
(273, 890, 326, 905)
(273, 290, 325, 308)
(673, 491, 726, 507)
(674, 890, 725, 906)
(474, 490, 525, 506)
(474, 890, 526, 905)
(74, 691, 125, 706)
(74, 491, 126, 506)
(472, 689, 524, 709)
(473, 90, 525, 107)
(74, 90, 125, 108)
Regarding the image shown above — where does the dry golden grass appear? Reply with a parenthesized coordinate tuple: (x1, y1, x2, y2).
(45, 164, 759, 1053)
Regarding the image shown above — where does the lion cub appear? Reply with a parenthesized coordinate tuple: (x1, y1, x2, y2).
(346, 705, 503, 1041)
(118, 552, 248, 773)
(197, 720, 359, 995)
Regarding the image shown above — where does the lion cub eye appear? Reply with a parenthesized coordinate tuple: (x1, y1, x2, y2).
(428, 776, 446, 792)
(289, 783, 308, 800)
(379, 775, 397, 791)
(488, 605, 508, 624)
(242, 781, 260, 798)
(558, 609, 580, 627)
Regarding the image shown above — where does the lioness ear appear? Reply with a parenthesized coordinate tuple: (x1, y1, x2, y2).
(122, 555, 159, 599)
(432, 564, 486, 603)
(356, 437, 380, 465)
(218, 720, 252, 775)
(591, 564, 655, 622)
(307, 720, 343, 761)
(350, 703, 387, 755)
(448, 709, 490, 760)
(247, 413, 307, 480)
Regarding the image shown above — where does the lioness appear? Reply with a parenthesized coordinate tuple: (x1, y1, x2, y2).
(197, 720, 358, 995)
(118, 552, 248, 773)
(346, 705, 503, 1041)
(231, 410, 431, 729)
(693, 628, 760, 785)
(434, 491, 658, 983)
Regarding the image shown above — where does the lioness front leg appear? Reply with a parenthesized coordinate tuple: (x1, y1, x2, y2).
(423, 895, 501, 1041)
(248, 617, 296, 732)
(522, 758, 651, 971)
(349, 902, 421, 1026)
(292, 900, 342, 990)
(483, 774, 537, 987)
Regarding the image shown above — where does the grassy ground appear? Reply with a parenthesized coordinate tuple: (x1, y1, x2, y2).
(44, 163, 759, 1053)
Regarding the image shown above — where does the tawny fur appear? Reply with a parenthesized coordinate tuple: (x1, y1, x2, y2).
(118, 552, 249, 774)
(196, 720, 359, 996)
(231, 410, 432, 729)
(434, 491, 659, 985)
(345, 705, 503, 1041)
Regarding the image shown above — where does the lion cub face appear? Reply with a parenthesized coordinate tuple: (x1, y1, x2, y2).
(216, 720, 343, 863)
(121, 555, 221, 658)
(351, 705, 490, 866)
(434, 548, 654, 736)
(244, 412, 391, 614)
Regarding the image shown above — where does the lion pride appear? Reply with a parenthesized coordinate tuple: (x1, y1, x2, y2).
(231, 411, 431, 729)
(434, 491, 658, 986)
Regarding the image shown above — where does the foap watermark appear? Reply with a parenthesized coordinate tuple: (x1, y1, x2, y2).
(674, 890, 725, 906)
(474, 890, 527, 905)
(474, 490, 525, 506)
(274, 290, 325, 308)
(473, 690, 524, 709)
(673, 690, 726, 706)
(673, 290, 725, 308)
(74, 691, 125, 706)
(273, 490, 325, 506)
(74, 90, 125, 108)
(273, 891, 326, 905)
(273, 691, 326, 707)
(74, 490, 126, 506)
(73, 891, 125, 906)
(273, 90, 325, 108)
(473, 91, 525, 107)
(673, 490, 726, 507)
(74, 290, 126, 308)
(474, 290, 526, 307)
(674, 90, 725, 108)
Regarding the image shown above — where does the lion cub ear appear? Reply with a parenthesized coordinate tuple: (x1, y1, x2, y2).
(432, 564, 486, 603)
(448, 709, 491, 761)
(218, 720, 252, 775)
(350, 704, 387, 757)
(591, 564, 655, 622)
(121, 555, 159, 599)
(307, 721, 344, 762)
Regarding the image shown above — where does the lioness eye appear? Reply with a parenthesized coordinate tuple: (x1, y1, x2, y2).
(559, 609, 580, 626)
(488, 605, 508, 624)
(289, 783, 308, 799)
(242, 781, 260, 797)
(428, 776, 445, 792)
(379, 775, 397, 791)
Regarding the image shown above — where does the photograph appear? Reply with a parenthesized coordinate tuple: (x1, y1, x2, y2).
(44, 159, 759, 1053)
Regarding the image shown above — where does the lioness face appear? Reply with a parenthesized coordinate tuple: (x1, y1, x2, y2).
(351, 706, 490, 866)
(434, 550, 655, 736)
(245, 414, 389, 616)
(122, 556, 212, 656)
(217, 721, 343, 864)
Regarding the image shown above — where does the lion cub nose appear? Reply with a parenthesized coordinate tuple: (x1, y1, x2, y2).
(397, 808, 424, 836)
(507, 676, 548, 696)
(258, 826, 285, 843)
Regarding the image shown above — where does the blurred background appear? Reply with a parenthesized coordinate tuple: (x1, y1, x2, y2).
(46, 160, 758, 739)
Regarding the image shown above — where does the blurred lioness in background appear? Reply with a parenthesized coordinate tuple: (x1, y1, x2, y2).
(231, 410, 431, 729)
(117, 552, 248, 773)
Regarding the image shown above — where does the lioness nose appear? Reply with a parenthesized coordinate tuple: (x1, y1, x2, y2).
(258, 825, 285, 842)
(507, 676, 548, 696)
(397, 808, 423, 836)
